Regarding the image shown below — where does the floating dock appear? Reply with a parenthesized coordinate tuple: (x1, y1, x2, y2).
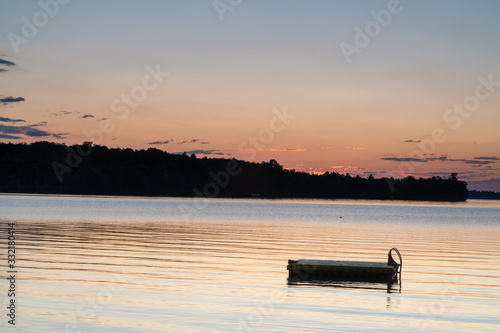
(287, 248, 402, 284)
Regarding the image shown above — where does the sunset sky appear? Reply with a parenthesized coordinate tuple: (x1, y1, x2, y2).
(1, 0, 499, 191)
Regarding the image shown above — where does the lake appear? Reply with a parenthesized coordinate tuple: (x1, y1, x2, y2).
(1, 194, 500, 332)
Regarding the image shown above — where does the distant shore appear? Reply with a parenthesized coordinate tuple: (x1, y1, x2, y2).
(468, 190, 500, 200)
(1, 141, 470, 202)
(3, 192, 500, 207)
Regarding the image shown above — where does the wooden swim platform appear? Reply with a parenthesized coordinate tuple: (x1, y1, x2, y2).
(287, 248, 402, 284)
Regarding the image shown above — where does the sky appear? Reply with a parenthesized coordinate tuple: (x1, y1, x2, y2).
(1, 0, 499, 191)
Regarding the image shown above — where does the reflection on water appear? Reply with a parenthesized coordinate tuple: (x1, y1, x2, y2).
(288, 280, 401, 294)
(0, 195, 500, 332)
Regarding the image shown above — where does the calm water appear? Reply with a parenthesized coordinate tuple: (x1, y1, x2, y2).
(1, 194, 500, 332)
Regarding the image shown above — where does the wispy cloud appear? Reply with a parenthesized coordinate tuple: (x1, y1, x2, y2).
(482, 165, 500, 170)
(175, 149, 224, 156)
(149, 139, 174, 145)
(381, 157, 426, 163)
(473, 156, 499, 161)
(52, 133, 68, 139)
(0, 117, 25, 123)
(0, 58, 16, 67)
(178, 139, 200, 144)
(381, 154, 499, 165)
(0, 58, 16, 72)
(0, 123, 67, 139)
(80, 114, 95, 118)
(464, 159, 496, 165)
(46, 110, 77, 117)
(0, 134, 23, 139)
(29, 121, 48, 127)
(24, 128, 53, 137)
(0, 96, 25, 105)
(402, 139, 422, 143)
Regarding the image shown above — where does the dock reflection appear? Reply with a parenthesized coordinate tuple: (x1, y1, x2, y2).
(287, 278, 401, 293)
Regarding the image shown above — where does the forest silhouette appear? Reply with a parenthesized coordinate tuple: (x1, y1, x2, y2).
(0, 141, 468, 201)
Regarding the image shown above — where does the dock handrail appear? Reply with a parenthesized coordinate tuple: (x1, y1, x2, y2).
(388, 248, 402, 277)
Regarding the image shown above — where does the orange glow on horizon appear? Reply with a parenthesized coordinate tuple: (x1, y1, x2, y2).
(241, 148, 307, 152)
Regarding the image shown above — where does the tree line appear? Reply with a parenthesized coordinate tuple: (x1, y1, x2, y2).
(0, 141, 468, 201)
(468, 190, 500, 200)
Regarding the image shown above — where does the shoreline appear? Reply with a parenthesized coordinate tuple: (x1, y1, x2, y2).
(2, 192, 499, 207)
